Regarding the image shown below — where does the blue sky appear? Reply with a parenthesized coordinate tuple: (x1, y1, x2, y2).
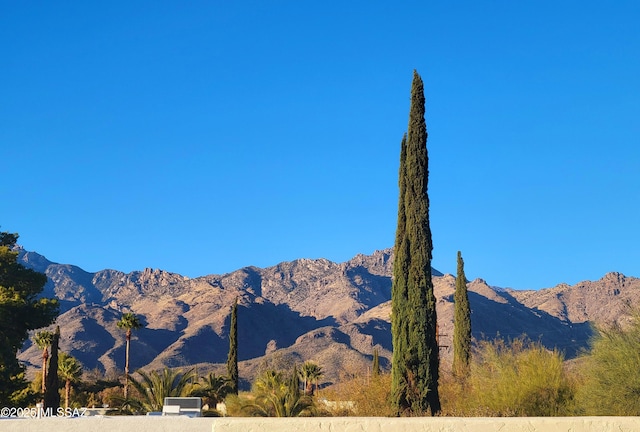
(2, 2, 638, 290)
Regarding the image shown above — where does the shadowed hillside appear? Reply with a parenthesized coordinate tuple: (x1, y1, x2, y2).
(16, 247, 639, 387)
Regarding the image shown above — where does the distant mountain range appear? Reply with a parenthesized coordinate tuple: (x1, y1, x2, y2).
(16, 248, 640, 388)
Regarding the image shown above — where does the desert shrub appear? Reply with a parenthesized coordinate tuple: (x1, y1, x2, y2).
(574, 317, 640, 415)
(441, 337, 574, 416)
(70, 368, 123, 409)
(222, 393, 249, 416)
(321, 373, 394, 416)
(439, 371, 477, 416)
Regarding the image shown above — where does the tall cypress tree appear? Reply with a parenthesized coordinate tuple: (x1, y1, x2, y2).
(43, 326, 60, 409)
(453, 251, 472, 378)
(391, 70, 441, 415)
(226, 297, 239, 394)
(289, 364, 300, 397)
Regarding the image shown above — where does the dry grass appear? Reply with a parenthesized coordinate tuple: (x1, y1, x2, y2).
(321, 373, 394, 416)
(440, 338, 575, 416)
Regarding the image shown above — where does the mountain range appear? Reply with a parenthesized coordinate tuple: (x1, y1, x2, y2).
(16, 248, 639, 388)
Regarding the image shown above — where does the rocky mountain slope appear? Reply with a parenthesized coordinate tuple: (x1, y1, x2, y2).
(16, 248, 640, 388)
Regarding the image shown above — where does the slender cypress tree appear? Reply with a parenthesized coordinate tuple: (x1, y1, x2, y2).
(227, 297, 239, 394)
(372, 348, 381, 377)
(453, 251, 472, 378)
(289, 364, 300, 397)
(43, 326, 60, 409)
(391, 70, 441, 415)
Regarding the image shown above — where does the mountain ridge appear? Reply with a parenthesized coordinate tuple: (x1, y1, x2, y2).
(16, 247, 639, 388)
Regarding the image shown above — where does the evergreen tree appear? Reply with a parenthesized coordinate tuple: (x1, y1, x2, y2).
(227, 297, 239, 394)
(289, 364, 300, 398)
(0, 231, 58, 405)
(44, 326, 60, 409)
(453, 251, 472, 377)
(391, 70, 441, 415)
(372, 348, 381, 377)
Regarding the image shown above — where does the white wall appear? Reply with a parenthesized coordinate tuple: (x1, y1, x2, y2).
(212, 417, 640, 432)
(1, 416, 639, 432)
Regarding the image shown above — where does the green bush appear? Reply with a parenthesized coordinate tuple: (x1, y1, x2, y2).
(574, 317, 640, 415)
(441, 337, 574, 416)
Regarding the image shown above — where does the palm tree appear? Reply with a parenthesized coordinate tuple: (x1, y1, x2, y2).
(299, 361, 324, 396)
(126, 368, 196, 413)
(58, 352, 83, 409)
(193, 372, 232, 409)
(243, 369, 315, 417)
(117, 312, 143, 398)
(253, 370, 284, 395)
(33, 330, 54, 394)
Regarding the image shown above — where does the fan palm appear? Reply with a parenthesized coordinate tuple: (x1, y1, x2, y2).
(299, 361, 324, 396)
(117, 312, 143, 398)
(58, 352, 83, 409)
(33, 330, 54, 394)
